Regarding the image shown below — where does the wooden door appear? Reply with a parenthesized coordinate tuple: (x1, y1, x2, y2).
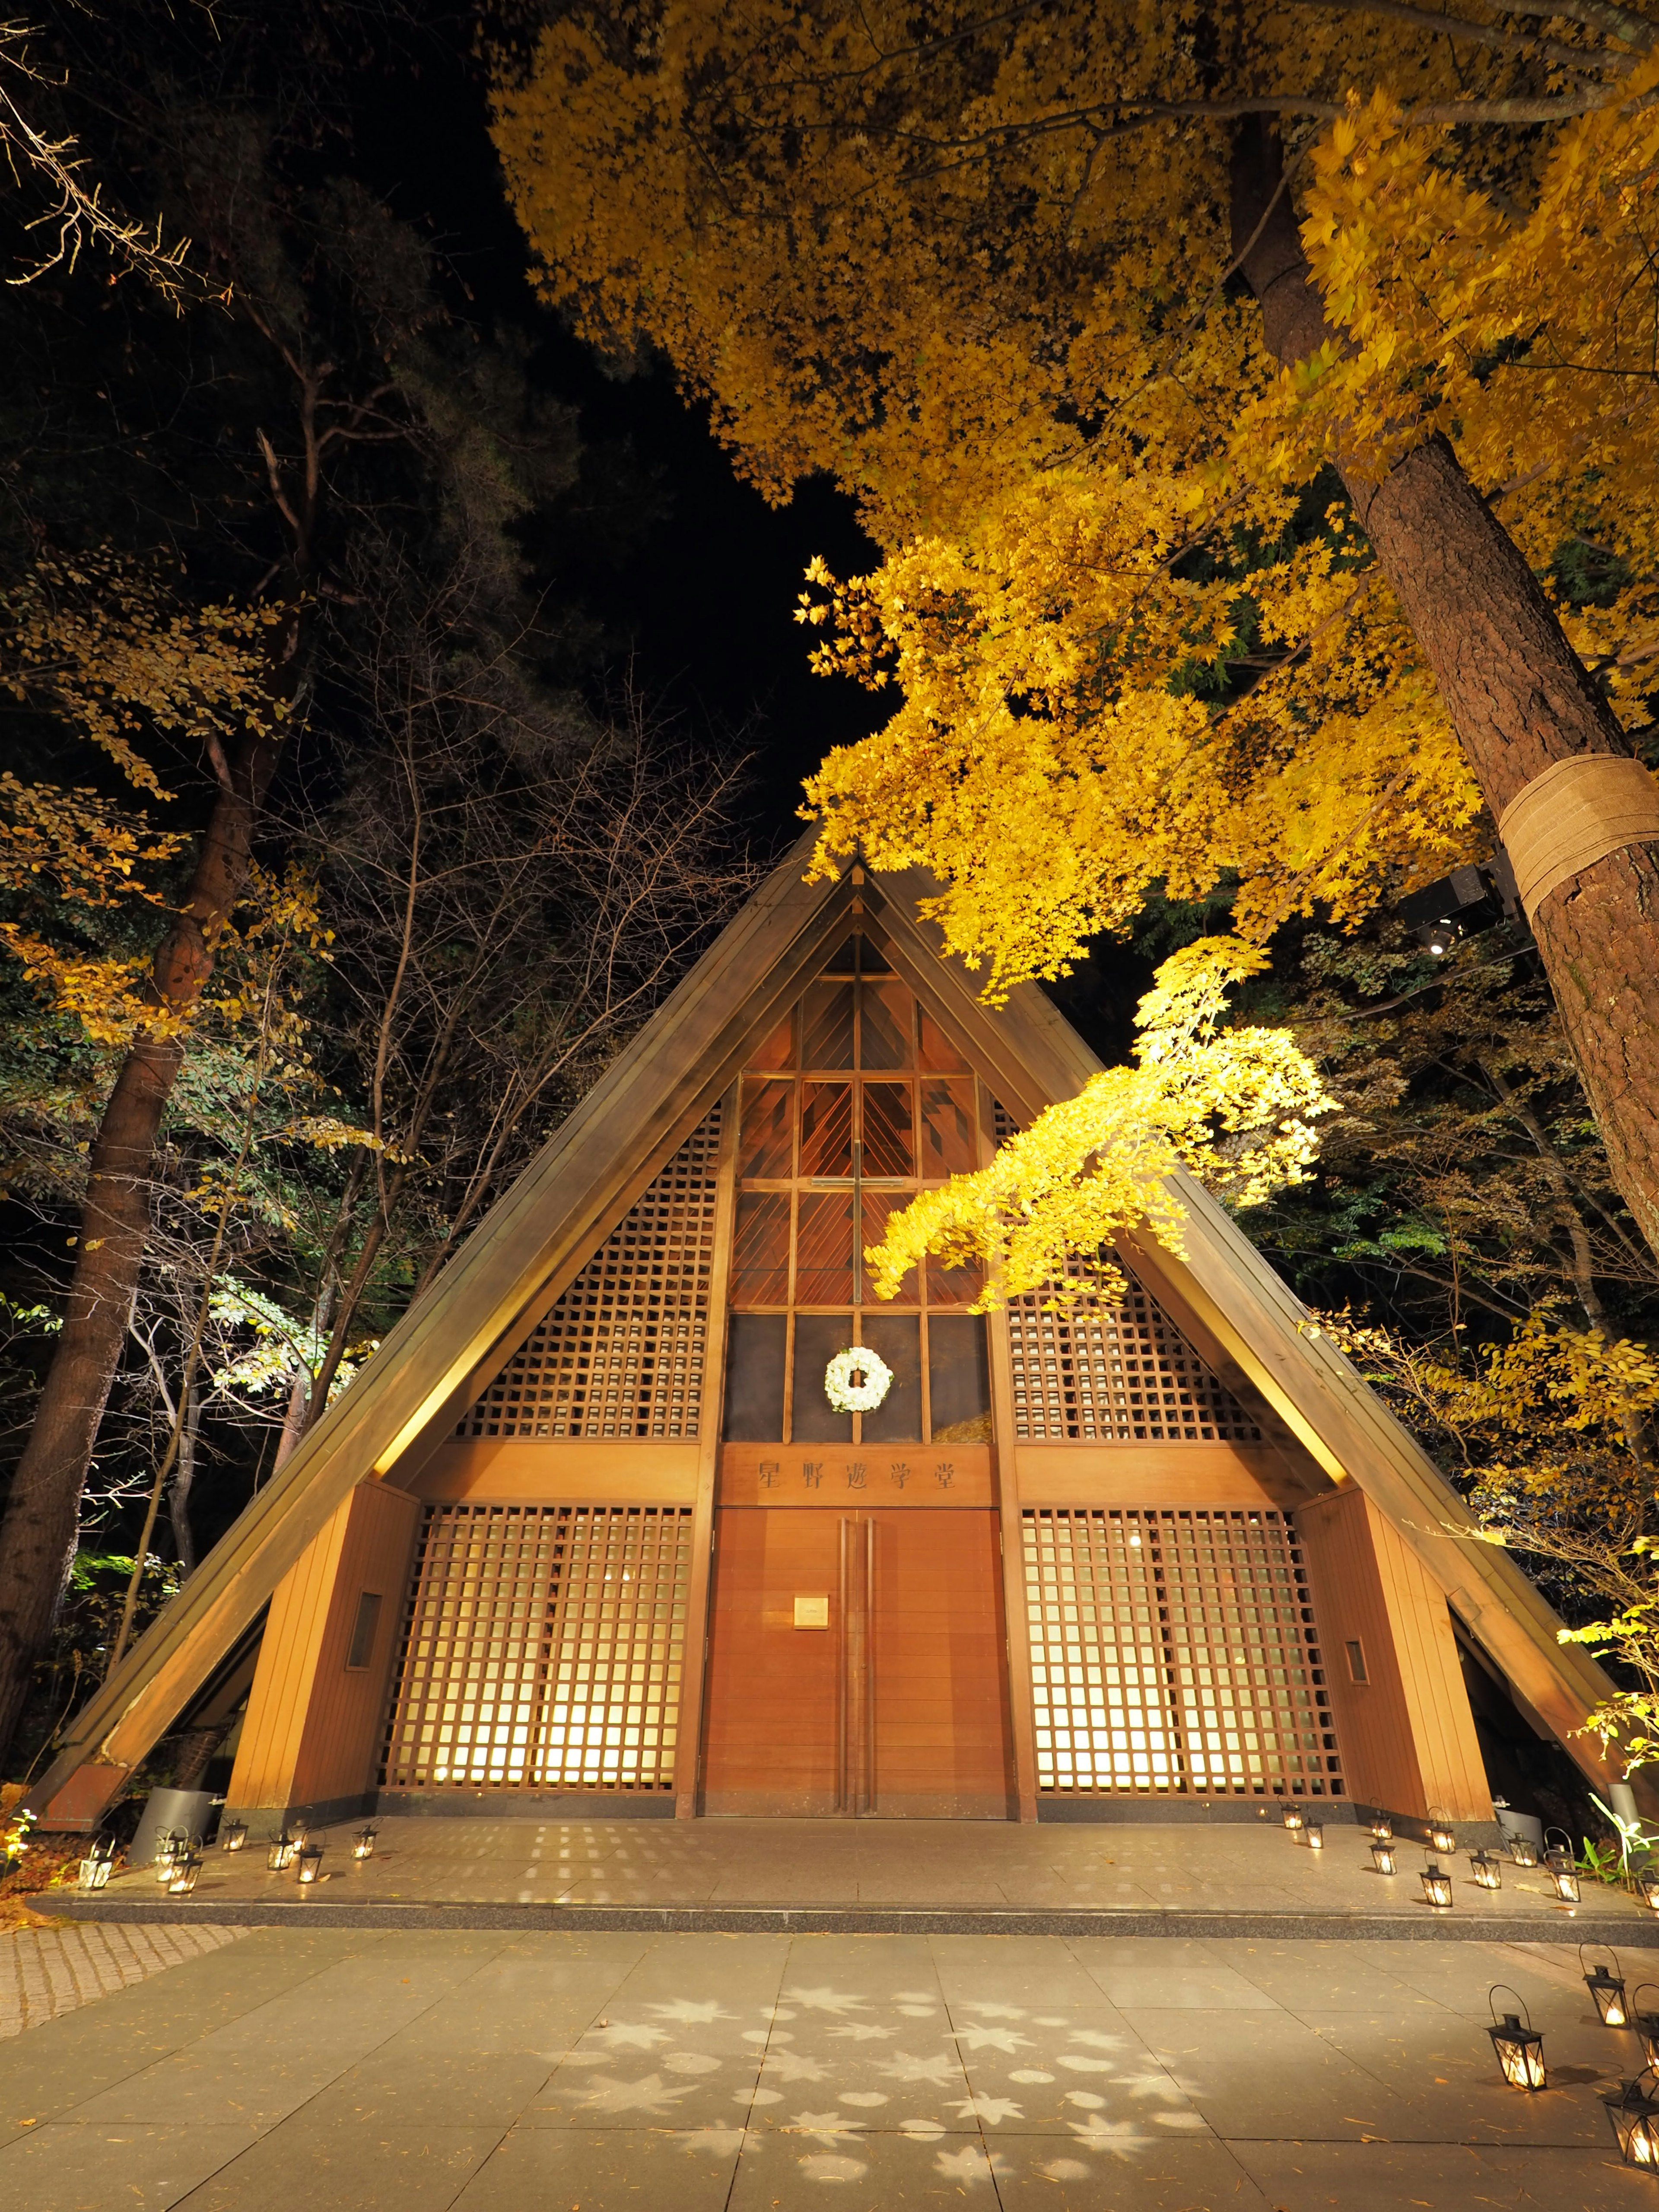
(700, 1507, 1013, 1817)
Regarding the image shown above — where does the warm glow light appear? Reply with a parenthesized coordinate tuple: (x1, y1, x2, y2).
(1469, 1850, 1502, 1891)
(1421, 1861, 1454, 1909)
(1306, 1822, 1324, 1851)
(1370, 1840, 1397, 1875)
(1585, 1953, 1630, 2029)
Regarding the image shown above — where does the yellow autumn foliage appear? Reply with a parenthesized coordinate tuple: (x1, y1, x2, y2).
(0, 549, 282, 1044)
(865, 936, 1337, 1309)
(493, 3, 1659, 983)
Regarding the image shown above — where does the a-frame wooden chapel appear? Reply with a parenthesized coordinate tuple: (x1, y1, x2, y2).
(29, 845, 1635, 1834)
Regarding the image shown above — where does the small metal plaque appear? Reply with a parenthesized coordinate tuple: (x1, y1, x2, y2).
(793, 1593, 830, 1629)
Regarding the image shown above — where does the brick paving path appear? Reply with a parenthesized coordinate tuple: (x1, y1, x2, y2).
(0, 1921, 250, 2038)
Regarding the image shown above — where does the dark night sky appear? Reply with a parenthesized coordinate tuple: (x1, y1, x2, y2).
(355, 39, 889, 860)
(348, 30, 1148, 1061)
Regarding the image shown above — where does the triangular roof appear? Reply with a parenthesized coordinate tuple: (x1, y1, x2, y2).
(29, 837, 1634, 1819)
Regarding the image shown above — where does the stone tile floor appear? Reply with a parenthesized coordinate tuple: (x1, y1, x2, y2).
(105, 1814, 1656, 1925)
(3, 1924, 1659, 2209)
(2, 1925, 250, 2039)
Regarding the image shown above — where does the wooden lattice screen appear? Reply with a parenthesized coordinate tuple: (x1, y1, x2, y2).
(1023, 1507, 1342, 1799)
(463, 1106, 723, 1439)
(380, 1503, 692, 1792)
(1006, 1284, 1261, 1443)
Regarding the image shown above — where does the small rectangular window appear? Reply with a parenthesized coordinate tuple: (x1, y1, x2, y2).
(1345, 1639, 1369, 1685)
(346, 1590, 383, 1671)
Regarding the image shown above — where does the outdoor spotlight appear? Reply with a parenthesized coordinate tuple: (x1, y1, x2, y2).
(1368, 1814, 1393, 1843)
(1394, 857, 1518, 956)
(1370, 1839, 1398, 1875)
(1508, 1831, 1541, 1869)
(1584, 1948, 1631, 2028)
(1603, 2073, 1659, 2170)
(267, 1831, 296, 1872)
(166, 1850, 202, 1897)
(1306, 1822, 1325, 1852)
(1427, 1811, 1457, 1855)
(219, 1818, 248, 1854)
(1634, 1990, 1659, 2070)
(1469, 1848, 1503, 1891)
(295, 1842, 324, 1886)
(1421, 1861, 1454, 1909)
(1281, 1802, 1305, 1833)
(1487, 1986, 1547, 2091)
(352, 1824, 378, 1862)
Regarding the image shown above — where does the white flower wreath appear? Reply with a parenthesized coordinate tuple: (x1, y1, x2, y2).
(824, 1344, 893, 1414)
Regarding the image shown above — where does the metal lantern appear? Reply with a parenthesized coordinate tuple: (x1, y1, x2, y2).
(219, 1818, 248, 1854)
(1584, 1946, 1630, 2028)
(1421, 1860, 1454, 1909)
(1368, 1813, 1393, 1843)
(1487, 1986, 1547, 2091)
(295, 1842, 324, 1886)
(266, 1831, 296, 1872)
(1370, 1838, 1398, 1875)
(1469, 1848, 1503, 1891)
(77, 1843, 114, 1891)
(154, 1829, 188, 1883)
(1281, 1801, 1305, 1833)
(1508, 1830, 1541, 1869)
(166, 1850, 202, 1897)
(352, 1823, 377, 1862)
(1551, 1862, 1582, 1904)
(1640, 1872, 1659, 1913)
(1632, 1988, 1659, 2070)
(1306, 1821, 1325, 1852)
(1603, 2072, 1659, 2171)
(1427, 1808, 1457, 1855)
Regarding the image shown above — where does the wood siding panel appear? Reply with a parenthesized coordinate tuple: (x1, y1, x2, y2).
(1014, 1444, 1301, 1508)
(870, 1511, 1009, 1815)
(1296, 1487, 1490, 1820)
(227, 1480, 418, 1818)
(702, 1510, 842, 1812)
(412, 1438, 702, 1503)
(718, 1443, 992, 1507)
(1366, 1496, 1491, 1821)
(701, 1507, 1011, 1817)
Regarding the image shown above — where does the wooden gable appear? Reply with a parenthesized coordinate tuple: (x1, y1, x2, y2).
(26, 841, 1641, 1825)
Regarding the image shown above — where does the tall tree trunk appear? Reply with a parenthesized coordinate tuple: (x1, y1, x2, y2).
(1230, 121, 1659, 1258)
(168, 1383, 202, 1579)
(0, 727, 282, 1761)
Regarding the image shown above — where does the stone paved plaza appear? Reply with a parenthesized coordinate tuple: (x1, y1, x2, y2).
(4, 1919, 1659, 2210)
(2, 1924, 250, 2040)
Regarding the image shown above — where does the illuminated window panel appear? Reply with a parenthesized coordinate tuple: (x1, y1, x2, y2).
(1023, 1507, 1342, 1799)
(381, 1504, 691, 1792)
(1007, 1284, 1261, 1443)
(462, 1109, 721, 1438)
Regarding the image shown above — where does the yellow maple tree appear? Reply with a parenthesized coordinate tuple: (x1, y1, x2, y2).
(493, 1, 1659, 1261)
(868, 936, 1337, 1309)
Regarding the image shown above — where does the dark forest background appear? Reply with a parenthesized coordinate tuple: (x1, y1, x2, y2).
(0, 2, 1652, 1825)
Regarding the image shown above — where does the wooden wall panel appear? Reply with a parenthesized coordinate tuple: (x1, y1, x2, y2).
(1296, 1486, 1491, 1820)
(411, 1439, 701, 1502)
(718, 1443, 992, 1507)
(700, 1506, 1011, 1818)
(1014, 1443, 1302, 1509)
(870, 1510, 1011, 1817)
(702, 1509, 842, 1814)
(227, 1479, 419, 1818)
